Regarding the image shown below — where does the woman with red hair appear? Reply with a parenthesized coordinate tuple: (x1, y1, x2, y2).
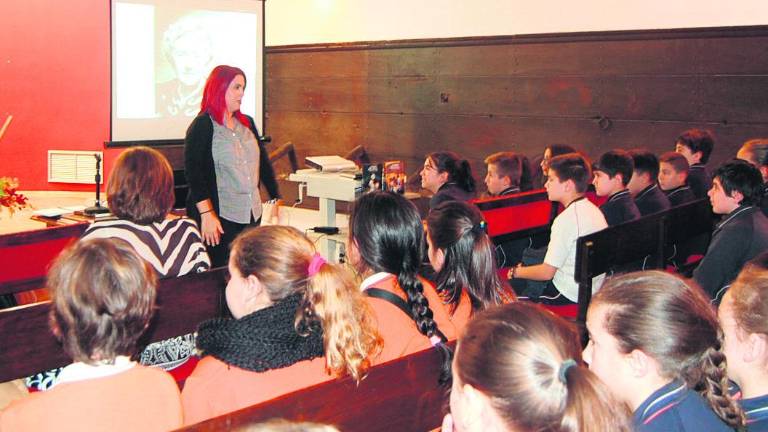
(185, 65, 280, 267)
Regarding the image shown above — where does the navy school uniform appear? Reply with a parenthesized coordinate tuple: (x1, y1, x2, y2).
(665, 185, 696, 207)
(633, 381, 733, 432)
(635, 184, 671, 216)
(742, 394, 768, 431)
(688, 163, 712, 199)
(599, 189, 641, 226)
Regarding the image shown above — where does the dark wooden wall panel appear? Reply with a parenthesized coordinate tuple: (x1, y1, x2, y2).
(265, 26, 768, 204)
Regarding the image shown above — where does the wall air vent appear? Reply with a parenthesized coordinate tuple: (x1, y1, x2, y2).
(48, 150, 103, 184)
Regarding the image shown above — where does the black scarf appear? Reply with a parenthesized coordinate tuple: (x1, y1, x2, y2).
(196, 293, 324, 372)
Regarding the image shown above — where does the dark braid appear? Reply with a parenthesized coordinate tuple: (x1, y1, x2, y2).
(690, 345, 746, 428)
(350, 190, 453, 384)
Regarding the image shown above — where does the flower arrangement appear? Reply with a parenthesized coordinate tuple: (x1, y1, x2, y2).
(0, 177, 29, 216)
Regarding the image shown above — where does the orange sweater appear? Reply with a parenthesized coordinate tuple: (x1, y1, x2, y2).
(181, 356, 332, 426)
(363, 274, 461, 364)
(0, 366, 182, 431)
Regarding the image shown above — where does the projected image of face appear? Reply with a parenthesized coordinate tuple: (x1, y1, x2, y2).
(157, 16, 214, 117)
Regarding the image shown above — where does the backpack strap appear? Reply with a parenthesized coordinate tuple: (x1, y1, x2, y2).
(364, 287, 447, 342)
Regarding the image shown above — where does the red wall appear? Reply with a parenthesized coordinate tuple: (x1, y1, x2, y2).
(0, 1, 118, 191)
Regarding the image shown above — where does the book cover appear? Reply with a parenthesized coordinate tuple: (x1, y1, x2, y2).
(362, 163, 383, 193)
(383, 160, 406, 194)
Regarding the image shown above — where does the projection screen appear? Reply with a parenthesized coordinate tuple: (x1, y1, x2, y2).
(110, 0, 264, 142)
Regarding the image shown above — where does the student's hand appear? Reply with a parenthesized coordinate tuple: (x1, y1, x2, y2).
(201, 211, 224, 246)
(441, 413, 454, 432)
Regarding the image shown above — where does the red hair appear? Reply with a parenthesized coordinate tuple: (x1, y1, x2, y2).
(199, 65, 250, 128)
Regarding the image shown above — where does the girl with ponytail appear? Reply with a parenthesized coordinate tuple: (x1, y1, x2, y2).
(719, 253, 768, 430)
(443, 302, 630, 432)
(426, 200, 515, 325)
(420, 151, 477, 210)
(181, 226, 382, 424)
(348, 190, 457, 382)
(584, 271, 745, 431)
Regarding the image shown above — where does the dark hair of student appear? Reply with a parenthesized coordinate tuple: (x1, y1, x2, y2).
(519, 154, 534, 191)
(428, 151, 476, 193)
(484, 152, 523, 189)
(594, 150, 634, 187)
(659, 151, 690, 174)
(349, 190, 453, 383)
(676, 128, 715, 164)
(591, 271, 745, 428)
(713, 159, 764, 206)
(547, 144, 577, 158)
(548, 153, 592, 193)
(629, 149, 661, 179)
(426, 201, 514, 313)
(740, 139, 768, 168)
(455, 303, 632, 432)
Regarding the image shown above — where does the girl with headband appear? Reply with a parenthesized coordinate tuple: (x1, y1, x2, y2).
(583, 271, 744, 431)
(181, 226, 382, 424)
(348, 190, 456, 382)
(443, 302, 630, 432)
(426, 200, 515, 328)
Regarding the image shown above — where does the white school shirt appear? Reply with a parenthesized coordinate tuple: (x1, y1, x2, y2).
(544, 197, 608, 302)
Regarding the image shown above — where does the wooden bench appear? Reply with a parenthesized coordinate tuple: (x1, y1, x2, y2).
(179, 344, 449, 432)
(574, 198, 713, 325)
(0, 267, 227, 382)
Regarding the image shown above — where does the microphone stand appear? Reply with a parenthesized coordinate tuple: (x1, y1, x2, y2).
(83, 153, 110, 215)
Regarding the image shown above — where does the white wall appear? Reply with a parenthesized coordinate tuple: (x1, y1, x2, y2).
(266, 0, 768, 46)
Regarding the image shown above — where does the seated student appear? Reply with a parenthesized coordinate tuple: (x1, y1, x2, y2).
(181, 226, 382, 424)
(348, 191, 457, 375)
(426, 200, 516, 316)
(737, 138, 768, 217)
(584, 271, 745, 432)
(693, 159, 768, 302)
(442, 302, 631, 432)
(719, 256, 768, 431)
(676, 128, 715, 199)
(628, 149, 671, 216)
(508, 154, 608, 305)
(537, 144, 576, 188)
(483, 152, 523, 197)
(0, 239, 183, 431)
(420, 151, 476, 210)
(78, 146, 210, 375)
(658, 151, 696, 207)
(592, 150, 641, 226)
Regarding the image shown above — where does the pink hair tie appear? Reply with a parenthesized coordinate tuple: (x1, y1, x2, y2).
(429, 335, 442, 347)
(307, 253, 326, 277)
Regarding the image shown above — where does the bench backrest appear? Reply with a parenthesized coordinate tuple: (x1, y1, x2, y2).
(178, 345, 448, 432)
(573, 198, 712, 324)
(0, 267, 227, 382)
(472, 189, 555, 244)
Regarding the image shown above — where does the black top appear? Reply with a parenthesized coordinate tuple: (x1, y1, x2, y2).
(693, 205, 768, 302)
(688, 164, 711, 199)
(665, 185, 696, 207)
(429, 182, 475, 210)
(599, 189, 641, 226)
(494, 186, 521, 197)
(184, 114, 280, 221)
(761, 185, 768, 218)
(634, 184, 671, 216)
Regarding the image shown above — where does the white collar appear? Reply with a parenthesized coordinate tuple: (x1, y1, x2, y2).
(360, 272, 393, 291)
(53, 356, 137, 388)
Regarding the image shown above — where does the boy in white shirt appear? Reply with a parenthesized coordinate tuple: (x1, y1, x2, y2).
(509, 153, 608, 304)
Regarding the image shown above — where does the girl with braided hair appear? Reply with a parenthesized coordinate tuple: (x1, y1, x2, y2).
(719, 253, 768, 430)
(443, 302, 631, 432)
(348, 190, 456, 381)
(426, 200, 515, 326)
(181, 226, 382, 424)
(583, 271, 745, 431)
